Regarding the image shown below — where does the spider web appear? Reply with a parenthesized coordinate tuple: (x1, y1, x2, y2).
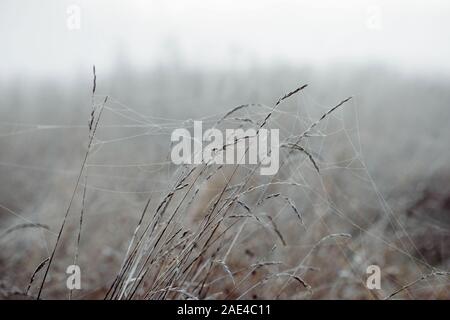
(0, 89, 448, 299)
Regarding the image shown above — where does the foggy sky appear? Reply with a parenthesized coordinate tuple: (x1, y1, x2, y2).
(1, 0, 450, 80)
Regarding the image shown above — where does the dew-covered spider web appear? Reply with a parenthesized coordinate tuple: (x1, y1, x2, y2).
(0, 86, 448, 300)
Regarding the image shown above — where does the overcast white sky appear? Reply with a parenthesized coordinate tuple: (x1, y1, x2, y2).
(1, 0, 450, 79)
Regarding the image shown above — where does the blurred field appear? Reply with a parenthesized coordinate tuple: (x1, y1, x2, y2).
(0, 64, 449, 299)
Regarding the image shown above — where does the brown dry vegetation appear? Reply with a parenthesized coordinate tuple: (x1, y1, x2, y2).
(0, 65, 449, 299)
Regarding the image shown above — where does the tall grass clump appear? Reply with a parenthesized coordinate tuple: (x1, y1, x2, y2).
(95, 82, 354, 300)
